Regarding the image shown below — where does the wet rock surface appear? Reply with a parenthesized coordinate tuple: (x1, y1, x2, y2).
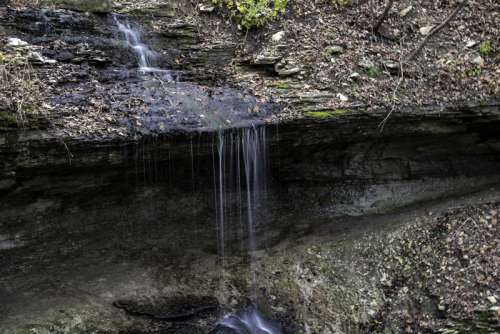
(113, 295, 219, 321)
(0, 5, 276, 139)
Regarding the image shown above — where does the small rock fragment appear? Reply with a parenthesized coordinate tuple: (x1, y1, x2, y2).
(337, 93, 349, 102)
(254, 54, 282, 65)
(198, 4, 215, 12)
(466, 40, 479, 48)
(349, 72, 360, 79)
(275, 66, 300, 77)
(383, 61, 400, 74)
(358, 58, 375, 69)
(271, 31, 285, 42)
(325, 45, 344, 55)
(472, 56, 484, 66)
(399, 6, 413, 17)
(419, 25, 435, 36)
(274, 59, 300, 77)
(7, 38, 29, 48)
(487, 296, 497, 304)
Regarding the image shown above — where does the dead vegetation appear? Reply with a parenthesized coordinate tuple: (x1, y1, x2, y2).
(354, 202, 500, 333)
(0, 48, 44, 127)
(213, 0, 499, 117)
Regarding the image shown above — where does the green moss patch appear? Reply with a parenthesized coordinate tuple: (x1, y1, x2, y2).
(272, 82, 291, 89)
(304, 109, 348, 118)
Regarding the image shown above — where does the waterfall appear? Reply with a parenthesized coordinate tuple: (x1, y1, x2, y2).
(113, 14, 165, 74)
(114, 13, 280, 333)
(214, 127, 267, 269)
(214, 126, 282, 334)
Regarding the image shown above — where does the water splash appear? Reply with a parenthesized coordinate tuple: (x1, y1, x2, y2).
(218, 304, 283, 334)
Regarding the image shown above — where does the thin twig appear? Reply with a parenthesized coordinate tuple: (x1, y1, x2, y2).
(378, 76, 402, 132)
(407, 0, 467, 61)
(379, 39, 405, 132)
(373, 0, 394, 34)
(59, 139, 74, 165)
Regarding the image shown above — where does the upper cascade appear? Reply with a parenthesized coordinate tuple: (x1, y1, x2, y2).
(113, 14, 165, 74)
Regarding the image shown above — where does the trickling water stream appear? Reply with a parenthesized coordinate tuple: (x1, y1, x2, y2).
(113, 14, 170, 77)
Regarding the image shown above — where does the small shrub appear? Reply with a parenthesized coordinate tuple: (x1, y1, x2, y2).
(366, 66, 382, 78)
(211, 0, 289, 28)
(479, 41, 492, 56)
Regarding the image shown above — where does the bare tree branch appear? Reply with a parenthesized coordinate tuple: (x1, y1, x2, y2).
(406, 0, 468, 61)
(373, 0, 394, 34)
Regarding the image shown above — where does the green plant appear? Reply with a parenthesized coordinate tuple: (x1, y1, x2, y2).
(272, 81, 291, 89)
(330, 0, 350, 7)
(366, 66, 382, 78)
(464, 67, 482, 77)
(211, 0, 289, 28)
(479, 41, 492, 56)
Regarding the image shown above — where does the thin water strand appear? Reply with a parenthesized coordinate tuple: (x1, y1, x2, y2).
(217, 130, 226, 264)
(214, 126, 281, 334)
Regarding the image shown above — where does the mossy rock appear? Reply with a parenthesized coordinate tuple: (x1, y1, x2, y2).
(42, 0, 113, 13)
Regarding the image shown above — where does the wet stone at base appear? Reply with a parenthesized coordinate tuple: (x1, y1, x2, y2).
(113, 295, 219, 321)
